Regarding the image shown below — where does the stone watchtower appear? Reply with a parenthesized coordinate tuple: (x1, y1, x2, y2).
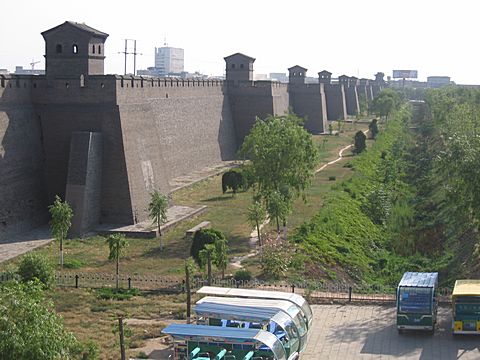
(41, 21, 109, 78)
(374, 72, 385, 85)
(318, 70, 332, 84)
(338, 75, 349, 87)
(288, 65, 307, 84)
(224, 53, 255, 83)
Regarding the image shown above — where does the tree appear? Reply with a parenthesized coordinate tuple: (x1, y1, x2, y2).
(17, 253, 55, 288)
(371, 89, 400, 120)
(148, 190, 168, 251)
(0, 281, 79, 359)
(239, 113, 319, 227)
(192, 228, 229, 280)
(353, 131, 367, 154)
(190, 228, 225, 265)
(246, 200, 266, 246)
(369, 118, 379, 139)
(48, 195, 73, 268)
(199, 244, 214, 285)
(266, 190, 291, 233)
(106, 233, 129, 289)
(184, 257, 196, 324)
(212, 236, 228, 279)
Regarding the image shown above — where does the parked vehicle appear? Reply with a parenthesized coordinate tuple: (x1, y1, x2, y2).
(194, 301, 300, 360)
(452, 279, 480, 335)
(196, 296, 308, 352)
(196, 286, 313, 329)
(396, 272, 438, 333)
(162, 323, 287, 360)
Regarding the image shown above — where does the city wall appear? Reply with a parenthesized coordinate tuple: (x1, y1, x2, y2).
(115, 76, 237, 223)
(288, 83, 328, 133)
(227, 81, 289, 145)
(0, 71, 381, 239)
(0, 76, 48, 240)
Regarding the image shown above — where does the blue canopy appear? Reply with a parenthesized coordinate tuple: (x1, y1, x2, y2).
(162, 324, 287, 360)
(398, 272, 438, 288)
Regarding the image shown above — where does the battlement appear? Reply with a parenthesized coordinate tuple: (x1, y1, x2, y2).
(228, 80, 286, 88)
(0, 75, 37, 103)
(114, 75, 224, 89)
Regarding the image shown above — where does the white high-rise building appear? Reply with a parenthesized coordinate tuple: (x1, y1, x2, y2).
(154, 46, 184, 75)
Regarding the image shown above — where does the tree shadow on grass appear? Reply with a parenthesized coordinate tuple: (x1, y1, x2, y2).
(202, 195, 234, 202)
(227, 234, 251, 255)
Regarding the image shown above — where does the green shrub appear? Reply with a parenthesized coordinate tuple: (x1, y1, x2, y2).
(137, 351, 149, 359)
(190, 228, 226, 265)
(328, 176, 336, 181)
(174, 309, 187, 320)
(233, 269, 252, 282)
(74, 340, 99, 360)
(17, 253, 54, 288)
(63, 258, 85, 269)
(95, 287, 140, 300)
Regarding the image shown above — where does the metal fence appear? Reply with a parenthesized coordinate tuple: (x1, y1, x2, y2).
(55, 272, 184, 292)
(1, 272, 454, 304)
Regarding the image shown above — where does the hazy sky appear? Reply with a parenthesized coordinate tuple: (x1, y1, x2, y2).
(1, 0, 478, 84)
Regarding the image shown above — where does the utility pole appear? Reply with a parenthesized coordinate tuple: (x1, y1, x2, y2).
(118, 39, 143, 76)
(124, 40, 128, 76)
(132, 40, 143, 76)
(118, 39, 132, 75)
(118, 316, 126, 360)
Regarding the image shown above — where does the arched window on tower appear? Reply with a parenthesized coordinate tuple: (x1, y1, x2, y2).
(92, 45, 95, 54)
(72, 44, 78, 54)
(98, 45, 101, 54)
(56, 44, 62, 54)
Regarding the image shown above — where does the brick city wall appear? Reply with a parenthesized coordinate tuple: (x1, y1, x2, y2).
(0, 76, 48, 240)
(288, 83, 328, 133)
(324, 84, 347, 120)
(115, 76, 237, 223)
(228, 81, 289, 145)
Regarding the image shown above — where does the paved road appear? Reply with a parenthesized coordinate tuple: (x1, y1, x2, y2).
(301, 305, 480, 360)
(0, 226, 53, 264)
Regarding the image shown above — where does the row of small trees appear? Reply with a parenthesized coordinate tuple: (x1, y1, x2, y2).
(48, 189, 169, 269)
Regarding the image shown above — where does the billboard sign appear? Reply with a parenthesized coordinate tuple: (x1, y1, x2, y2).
(393, 70, 418, 79)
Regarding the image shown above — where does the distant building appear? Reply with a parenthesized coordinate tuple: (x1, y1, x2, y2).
(155, 46, 184, 75)
(269, 72, 288, 83)
(0, 69, 8, 75)
(14, 66, 45, 75)
(427, 76, 451, 88)
(254, 73, 268, 80)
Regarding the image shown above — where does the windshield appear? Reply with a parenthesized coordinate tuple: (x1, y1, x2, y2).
(300, 300, 313, 327)
(398, 287, 432, 314)
(455, 296, 480, 315)
(270, 320, 299, 354)
(270, 339, 287, 360)
(288, 310, 307, 351)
